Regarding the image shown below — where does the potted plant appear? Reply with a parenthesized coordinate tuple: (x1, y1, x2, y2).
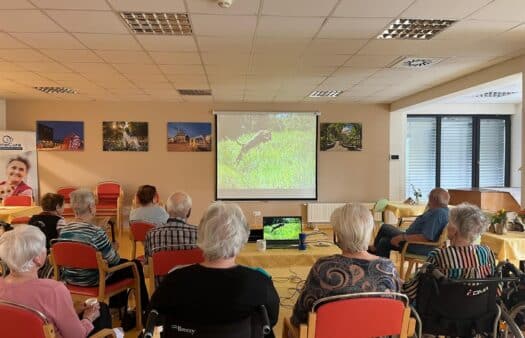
(489, 209, 508, 235)
(410, 184, 423, 204)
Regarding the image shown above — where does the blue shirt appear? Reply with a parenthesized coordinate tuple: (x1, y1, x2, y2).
(405, 207, 449, 255)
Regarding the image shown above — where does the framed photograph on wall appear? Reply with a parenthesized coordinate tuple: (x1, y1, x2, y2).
(320, 123, 362, 151)
(102, 121, 148, 152)
(36, 121, 84, 151)
(167, 122, 212, 152)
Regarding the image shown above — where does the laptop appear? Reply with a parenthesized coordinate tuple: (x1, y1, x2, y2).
(263, 216, 302, 249)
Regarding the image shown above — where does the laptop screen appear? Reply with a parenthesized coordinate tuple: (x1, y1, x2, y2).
(263, 216, 302, 241)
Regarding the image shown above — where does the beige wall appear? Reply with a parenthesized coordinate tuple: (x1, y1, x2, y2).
(6, 100, 390, 225)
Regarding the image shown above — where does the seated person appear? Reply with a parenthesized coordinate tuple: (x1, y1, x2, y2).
(144, 191, 196, 258)
(403, 203, 496, 301)
(287, 204, 400, 335)
(58, 189, 149, 322)
(147, 202, 280, 337)
(0, 225, 112, 338)
(129, 185, 168, 226)
(29, 192, 66, 249)
(371, 188, 450, 258)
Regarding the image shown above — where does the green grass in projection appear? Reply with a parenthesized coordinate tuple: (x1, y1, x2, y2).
(217, 130, 315, 189)
(263, 220, 302, 240)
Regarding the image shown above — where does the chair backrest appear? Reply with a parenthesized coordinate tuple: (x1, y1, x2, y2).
(311, 292, 409, 338)
(0, 300, 55, 338)
(96, 181, 121, 198)
(11, 216, 31, 224)
(50, 240, 99, 270)
(3, 195, 32, 206)
(151, 248, 204, 277)
(56, 186, 77, 203)
(130, 221, 155, 242)
(416, 269, 499, 336)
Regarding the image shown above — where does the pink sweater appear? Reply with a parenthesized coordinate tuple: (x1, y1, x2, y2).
(0, 278, 93, 338)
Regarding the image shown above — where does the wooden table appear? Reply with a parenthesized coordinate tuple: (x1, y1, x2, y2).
(481, 231, 525, 266)
(0, 205, 42, 223)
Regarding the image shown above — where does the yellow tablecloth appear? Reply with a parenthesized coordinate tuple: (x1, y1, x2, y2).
(481, 231, 525, 266)
(385, 202, 426, 219)
(237, 243, 340, 269)
(0, 206, 42, 223)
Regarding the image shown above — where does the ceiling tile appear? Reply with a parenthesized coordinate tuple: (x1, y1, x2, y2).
(308, 38, 367, 54)
(187, 0, 259, 15)
(170, 75, 209, 87)
(205, 64, 248, 74)
(150, 52, 202, 65)
(469, 0, 525, 21)
(75, 33, 142, 50)
(404, 0, 492, 19)
(15, 62, 72, 73)
(0, 10, 63, 32)
(0, 1, 34, 9)
(32, 0, 110, 10)
(435, 20, 519, 40)
(40, 72, 88, 81)
(331, 67, 379, 81)
(262, 0, 338, 16)
(293, 66, 338, 76)
(65, 62, 117, 74)
(191, 15, 257, 37)
(302, 54, 350, 66)
(0, 62, 26, 72)
(257, 17, 324, 38)
(113, 63, 160, 74)
(46, 10, 128, 33)
(253, 38, 309, 55)
(197, 36, 252, 52)
(0, 49, 51, 62)
(159, 64, 205, 74)
(12, 32, 85, 49)
(96, 50, 152, 64)
(126, 73, 167, 83)
(344, 55, 399, 68)
(41, 49, 103, 63)
(108, 0, 185, 12)
(201, 53, 249, 66)
(137, 35, 197, 51)
(319, 18, 391, 39)
(333, 0, 413, 17)
(0, 33, 29, 48)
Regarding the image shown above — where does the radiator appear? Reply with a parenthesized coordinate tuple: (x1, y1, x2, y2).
(306, 203, 346, 223)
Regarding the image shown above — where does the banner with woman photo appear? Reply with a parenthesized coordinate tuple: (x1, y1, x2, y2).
(0, 131, 39, 203)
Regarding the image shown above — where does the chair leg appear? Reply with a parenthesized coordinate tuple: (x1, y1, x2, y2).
(405, 261, 415, 280)
(399, 257, 405, 279)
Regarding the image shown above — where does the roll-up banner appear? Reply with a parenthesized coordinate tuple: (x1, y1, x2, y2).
(0, 131, 39, 203)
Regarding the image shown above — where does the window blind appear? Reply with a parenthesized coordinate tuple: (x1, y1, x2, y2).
(406, 117, 436, 199)
(479, 119, 506, 187)
(440, 117, 472, 189)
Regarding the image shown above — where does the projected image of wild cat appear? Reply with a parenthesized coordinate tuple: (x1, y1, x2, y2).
(235, 129, 272, 164)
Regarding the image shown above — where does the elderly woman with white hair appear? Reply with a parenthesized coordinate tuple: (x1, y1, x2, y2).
(148, 202, 280, 337)
(403, 203, 496, 300)
(58, 188, 149, 327)
(0, 225, 112, 337)
(288, 203, 400, 331)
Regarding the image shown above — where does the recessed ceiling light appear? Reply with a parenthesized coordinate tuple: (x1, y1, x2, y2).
(120, 12, 192, 35)
(475, 91, 518, 98)
(308, 90, 343, 98)
(377, 18, 456, 40)
(34, 86, 77, 94)
(177, 89, 212, 96)
(391, 56, 444, 69)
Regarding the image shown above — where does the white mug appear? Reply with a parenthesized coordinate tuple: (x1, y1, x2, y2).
(256, 239, 266, 252)
(85, 298, 98, 307)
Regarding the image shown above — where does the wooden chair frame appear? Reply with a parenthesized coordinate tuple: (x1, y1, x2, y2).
(94, 181, 123, 232)
(399, 227, 448, 280)
(50, 241, 142, 330)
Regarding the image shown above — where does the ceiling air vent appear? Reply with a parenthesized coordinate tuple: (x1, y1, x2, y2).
(34, 86, 77, 94)
(177, 89, 212, 96)
(475, 91, 518, 98)
(308, 90, 343, 98)
(121, 12, 192, 35)
(391, 56, 443, 69)
(377, 18, 456, 40)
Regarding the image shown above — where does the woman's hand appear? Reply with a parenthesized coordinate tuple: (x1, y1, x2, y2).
(82, 303, 101, 322)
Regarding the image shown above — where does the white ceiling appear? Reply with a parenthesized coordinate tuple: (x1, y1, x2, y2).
(0, 0, 524, 103)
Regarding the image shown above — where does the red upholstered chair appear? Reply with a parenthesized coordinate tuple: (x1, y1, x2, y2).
(56, 186, 77, 218)
(10, 216, 31, 224)
(3, 195, 32, 206)
(95, 182, 123, 231)
(50, 240, 142, 330)
(282, 292, 420, 338)
(0, 300, 116, 338)
(148, 247, 204, 292)
(129, 221, 155, 260)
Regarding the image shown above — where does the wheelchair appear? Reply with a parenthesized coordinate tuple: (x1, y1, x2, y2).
(415, 264, 523, 337)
